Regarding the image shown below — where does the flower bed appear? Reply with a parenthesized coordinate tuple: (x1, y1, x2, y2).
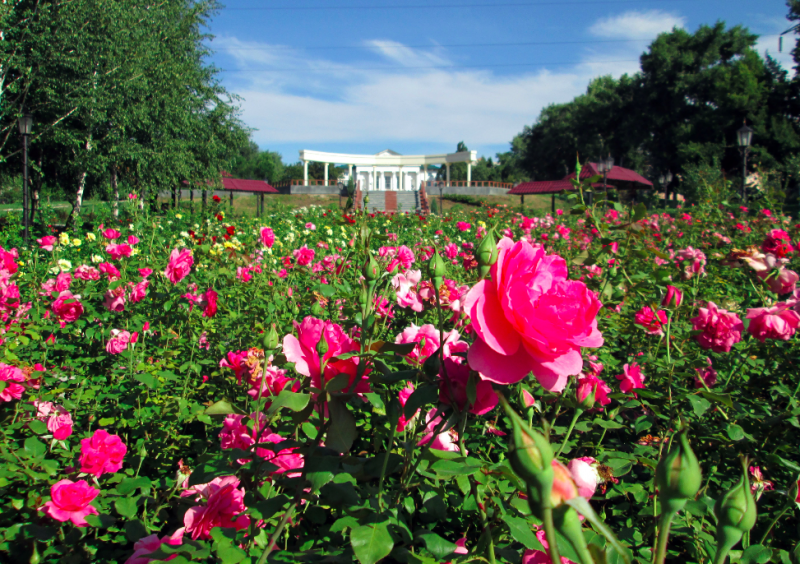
(0, 196, 799, 564)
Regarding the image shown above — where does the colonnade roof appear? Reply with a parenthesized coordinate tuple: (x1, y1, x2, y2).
(299, 149, 477, 167)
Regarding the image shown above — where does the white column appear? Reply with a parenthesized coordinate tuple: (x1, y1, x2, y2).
(398, 165, 404, 191)
(372, 166, 376, 192)
(303, 161, 308, 185)
(348, 164, 353, 183)
(446, 163, 451, 187)
(324, 163, 329, 186)
(467, 162, 472, 186)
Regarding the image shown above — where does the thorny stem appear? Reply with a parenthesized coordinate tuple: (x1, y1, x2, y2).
(758, 504, 791, 546)
(542, 507, 562, 564)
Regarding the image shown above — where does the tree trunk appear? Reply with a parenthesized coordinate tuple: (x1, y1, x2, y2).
(67, 135, 92, 229)
(111, 165, 119, 218)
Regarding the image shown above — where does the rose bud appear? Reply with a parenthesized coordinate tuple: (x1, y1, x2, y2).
(655, 428, 702, 515)
(714, 458, 757, 564)
(363, 255, 380, 281)
(263, 324, 279, 351)
(476, 228, 498, 278)
(661, 285, 683, 308)
(428, 249, 447, 283)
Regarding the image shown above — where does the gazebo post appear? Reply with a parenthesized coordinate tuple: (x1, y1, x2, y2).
(520, 195, 524, 211)
(551, 193, 555, 214)
(229, 190, 233, 209)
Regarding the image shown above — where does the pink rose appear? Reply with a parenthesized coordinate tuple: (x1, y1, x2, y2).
(104, 287, 127, 312)
(139, 268, 153, 278)
(418, 410, 464, 454)
(292, 245, 315, 266)
(746, 302, 800, 342)
(396, 382, 417, 432)
(760, 268, 798, 295)
(127, 235, 140, 246)
(616, 363, 646, 395)
(202, 288, 217, 318)
(103, 228, 122, 240)
(634, 306, 668, 336)
(79, 429, 127, 476)
(260, 227, 275, 248)
(0, 362, 25, 402)
(457, 221, 471, 232)
(463, 238, 603, 392)
(761, 229, 794, 258)
(575, 372, 611, 409)
(52, 291, 84, 323)
(124, 529, 184, 564)
(74, 265, 100, 281)
(35, 401, 73, 440)
(182, 476, 249, 540)
(106, 329, 132, 354)
(165, 248, 193, 284)
(690, 302, 744, 352)
(523, 529, 577, 564)
(305, 222, 316, 230)
(129, 280, 149, 303)
(106, 244, 132, 260)
(99, 262, 121, 281)
(568, 457, 601, 499)
(394, 323, 461, 366)
(39, 479, 99, 527)
(392, 269, 423, 312)
(439, 355, 498, 415)
(695, 358, 718, 388)
(37, 235, 57, 251)
(283, 317, 370, 403)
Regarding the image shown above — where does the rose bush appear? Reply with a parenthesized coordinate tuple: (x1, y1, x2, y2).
(0, 190, 799, 564)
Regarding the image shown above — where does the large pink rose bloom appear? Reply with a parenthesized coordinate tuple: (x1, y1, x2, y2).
(463, 238, 603, 392)
(79, 429, 127, 476)
(124, 529, 184, 564)
(52, 291, 84, 323)
(746, 303, 800, 342)
(690, 302, 744, 352)
(283, 316, 370, 396)
(39, 479, 99, 527)
(164, 248, 194, 284)
(182, 476, 250, 540)
(260, 227, 275, 248)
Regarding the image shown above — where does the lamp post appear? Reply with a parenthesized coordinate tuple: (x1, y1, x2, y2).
(597, 155, 613, 206)
(18, 111, 33, 244)
(658, 170, 673, 207)
(737, 123, 754, 204)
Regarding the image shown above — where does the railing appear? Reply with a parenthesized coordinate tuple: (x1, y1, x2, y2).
(426, 180, 513, 189)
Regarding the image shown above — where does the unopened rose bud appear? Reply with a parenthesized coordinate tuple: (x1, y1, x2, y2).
(263, 324, 279, 350)
(714, 459, 757, 564)
(656, 429, 702, 515)
(575, 378, 596, 410)
(316, 335, 329, 357)
(363, 255, 380, 281)
(661, 285, 683, 308)
(500, 396, 554, 518)
(476, 228, 498, 278)
(428, 249, 447, 283)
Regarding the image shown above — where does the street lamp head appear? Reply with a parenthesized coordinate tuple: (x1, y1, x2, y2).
(596, 159, 606, 173)
(604, 155, 615, 171)
(18, 112, 33, 135)
(658, 174, 666, 185)
(737, 123, 754, 148)
(665, 170, 673, 183)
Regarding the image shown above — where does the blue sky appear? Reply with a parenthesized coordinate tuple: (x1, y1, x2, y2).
(205, 0, 794, 165)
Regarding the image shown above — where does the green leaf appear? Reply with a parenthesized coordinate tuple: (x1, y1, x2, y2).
(326, 397, 357, 454)
(351, 522, 395, 564)
(726, 424, 745, 441)
(430, 459, 482, 477)
(27, 420, 48, 435)
(699, 391, 734, 409)
(571, 250, 590, 265)
(404, 384, 439, 420)
(632, 203, 647, 222)
(502, 515, 542, 550)
(115, 497, 139, 519)
(116, 476, 152, 495)
(594, 419, 626, 430)
(416, 530, 458, 559)
(204, 400, 245, 416)
(304, 454, 339, 492)
(134, 372, 156, 389)
(740, 545, 772, 564)
(371, 341, 417, 355)
(24, 437, 46, 458)
(265, 390, 311, 416)
(687, 394, 711, 417)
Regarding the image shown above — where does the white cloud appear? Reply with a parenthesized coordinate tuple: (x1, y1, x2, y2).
(589, 10, 686, 40)
(214, 35, 644, 155)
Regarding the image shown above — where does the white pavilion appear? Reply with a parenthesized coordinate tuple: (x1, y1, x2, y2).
(298, 148, 478, 191)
